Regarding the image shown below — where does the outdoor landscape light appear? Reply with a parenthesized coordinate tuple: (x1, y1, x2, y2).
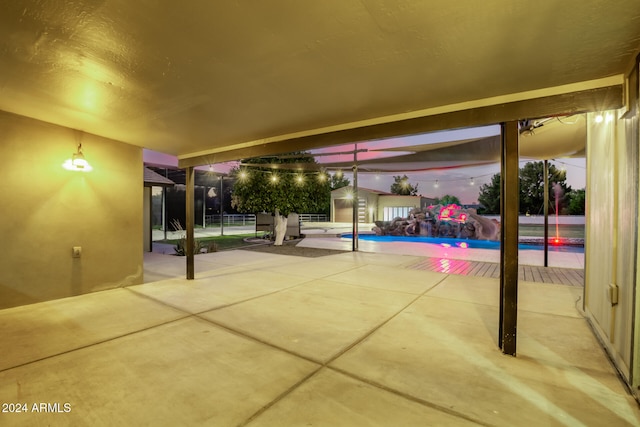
(62, 143, 93, 172)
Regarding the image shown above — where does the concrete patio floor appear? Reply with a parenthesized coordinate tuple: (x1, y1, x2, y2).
(1, 249, 637, 426)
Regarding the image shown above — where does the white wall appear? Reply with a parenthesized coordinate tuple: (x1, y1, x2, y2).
(0, 111, 143, 309)
(585, 110, 638, 386)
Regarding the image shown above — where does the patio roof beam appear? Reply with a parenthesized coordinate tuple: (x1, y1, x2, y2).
(178, 85, 622, 168)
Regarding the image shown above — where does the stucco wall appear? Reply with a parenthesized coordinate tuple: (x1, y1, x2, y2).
(0, 111, 143, 309)
(585, 110, 638, 382)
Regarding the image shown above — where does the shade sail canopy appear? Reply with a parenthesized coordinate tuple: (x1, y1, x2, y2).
(240, 115, 586, 172)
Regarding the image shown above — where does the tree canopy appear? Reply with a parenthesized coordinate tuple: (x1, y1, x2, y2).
(230, 153, 331, 217)
(330, 172, 350, 190)
(477, 174, 501, 214)
(566, 188, 585, 215)
(390, 175, 419, 195)
(477, 161, 574, 214)
(434, 194, 462, 206)
(519, 161, 570, 215)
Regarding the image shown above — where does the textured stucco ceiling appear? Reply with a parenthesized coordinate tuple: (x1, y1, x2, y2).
(0, 1, 638, 162)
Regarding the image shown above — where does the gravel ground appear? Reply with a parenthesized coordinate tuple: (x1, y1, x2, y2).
(240, 239, 348, 258)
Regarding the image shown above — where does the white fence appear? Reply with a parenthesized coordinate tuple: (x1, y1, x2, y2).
(205, 214, 255, 227)
(204, 213, 328, 227)
(298, 214, 328, 222)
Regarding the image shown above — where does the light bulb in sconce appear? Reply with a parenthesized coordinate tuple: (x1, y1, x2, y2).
(63, 143, 93, 172)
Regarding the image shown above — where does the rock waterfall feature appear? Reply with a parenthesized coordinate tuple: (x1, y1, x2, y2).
(372, 204, 500, 241)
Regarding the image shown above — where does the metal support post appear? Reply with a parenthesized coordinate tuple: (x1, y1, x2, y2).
(352, 144, 359, 251)
(186, 166, 195, 280)
(220, 177, 224, 236)
(544, 160, 549, 267)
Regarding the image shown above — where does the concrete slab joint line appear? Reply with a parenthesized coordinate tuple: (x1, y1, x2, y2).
(236, 275, 467, 426)
(3, 252, 632, 426)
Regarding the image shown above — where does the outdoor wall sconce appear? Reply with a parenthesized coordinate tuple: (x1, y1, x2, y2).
(62, 143, 93, 172)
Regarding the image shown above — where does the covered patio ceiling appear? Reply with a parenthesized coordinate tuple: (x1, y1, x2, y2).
(0, 1, 637, 165)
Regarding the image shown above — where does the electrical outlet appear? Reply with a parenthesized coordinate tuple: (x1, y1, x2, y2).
(72, 246, 82, 258)
(608, 283, 619, 306)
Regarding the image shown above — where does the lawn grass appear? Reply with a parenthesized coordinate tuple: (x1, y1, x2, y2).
(158, 233, 262, 251)
(519, 224, 584, 238)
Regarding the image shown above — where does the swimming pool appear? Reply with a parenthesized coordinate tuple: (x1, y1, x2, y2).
(340, 234, 585, 253)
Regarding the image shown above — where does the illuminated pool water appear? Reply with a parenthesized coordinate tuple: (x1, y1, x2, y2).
(341, 234, 584, 253)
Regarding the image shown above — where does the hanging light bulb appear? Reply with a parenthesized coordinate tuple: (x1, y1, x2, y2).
(434, 180, 439, 188)
(62, 143, 92, 172)
(470, 177, 475, 186)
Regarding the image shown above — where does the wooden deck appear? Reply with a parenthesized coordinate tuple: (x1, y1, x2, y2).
(406, 258, 584, 286)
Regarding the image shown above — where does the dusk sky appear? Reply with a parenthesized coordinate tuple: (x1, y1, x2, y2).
(144, 126, 587, 205)
(341, 157, 586, 204)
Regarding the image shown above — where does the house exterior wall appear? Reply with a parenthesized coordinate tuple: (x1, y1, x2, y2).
(331, 187, 380, 223)
(377, 195, 423, 220)
(585, 109, 639, 390)
(331, 190, 435, 223)
(0, 111, 143, 309)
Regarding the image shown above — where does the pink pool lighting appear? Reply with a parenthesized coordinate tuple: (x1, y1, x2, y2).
(435, 204, 468, 223)
(440, 241, 470, 249)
